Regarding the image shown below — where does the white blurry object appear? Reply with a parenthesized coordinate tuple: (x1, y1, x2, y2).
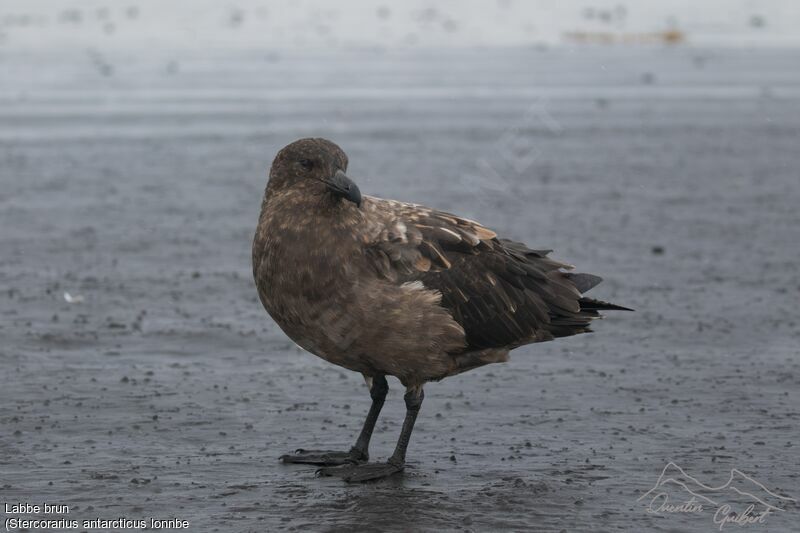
(63, 292, 84, 304)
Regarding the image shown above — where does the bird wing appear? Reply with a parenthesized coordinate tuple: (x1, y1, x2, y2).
(361, 197, 498, 278)
(361, 196, 606, 352)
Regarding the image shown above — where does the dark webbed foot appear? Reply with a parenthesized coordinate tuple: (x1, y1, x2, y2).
(317, 461, 404, 482)
(280, 377, 389, 468)
(280, 448, 367, 466)
(318, 387, 424, 483)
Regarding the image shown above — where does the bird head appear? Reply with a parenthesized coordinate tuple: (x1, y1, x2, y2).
(268, 138, 361, 208)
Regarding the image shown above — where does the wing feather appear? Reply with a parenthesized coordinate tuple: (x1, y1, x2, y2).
(361, 196, 613, 352)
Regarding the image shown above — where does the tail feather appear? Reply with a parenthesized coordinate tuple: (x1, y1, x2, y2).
(564, 272, 603, 293)
(579, 297, 634, 312)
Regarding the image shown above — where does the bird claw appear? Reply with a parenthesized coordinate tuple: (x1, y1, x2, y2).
(280, 448, 366, 466)
(317, 461, 404, 482)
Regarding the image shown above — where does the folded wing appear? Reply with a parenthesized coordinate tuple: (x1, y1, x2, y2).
(361, 197, 627, 353)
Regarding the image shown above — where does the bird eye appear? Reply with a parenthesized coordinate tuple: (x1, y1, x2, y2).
(298, 159, 314, 171)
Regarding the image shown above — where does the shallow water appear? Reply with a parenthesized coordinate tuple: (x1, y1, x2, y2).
(1, 46, 799, 531)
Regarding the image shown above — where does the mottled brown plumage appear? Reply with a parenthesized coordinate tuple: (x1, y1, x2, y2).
(252, 138, 629, 481)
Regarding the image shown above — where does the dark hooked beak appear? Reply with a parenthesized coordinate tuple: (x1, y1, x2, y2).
(326, 169, 362, 207)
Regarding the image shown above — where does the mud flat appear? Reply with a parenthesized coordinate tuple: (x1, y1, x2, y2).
(1, 47, 798, 531)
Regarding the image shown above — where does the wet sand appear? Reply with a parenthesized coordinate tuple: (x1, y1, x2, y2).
(1, 47, 799, 531)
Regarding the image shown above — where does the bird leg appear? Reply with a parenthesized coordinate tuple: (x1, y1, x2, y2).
(318, 387, 424, 482)
(280, 375, 388, 466)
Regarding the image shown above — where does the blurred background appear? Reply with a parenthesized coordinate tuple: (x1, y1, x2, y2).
(3, 0, 800, 49)
(1, 2, 798, 532)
